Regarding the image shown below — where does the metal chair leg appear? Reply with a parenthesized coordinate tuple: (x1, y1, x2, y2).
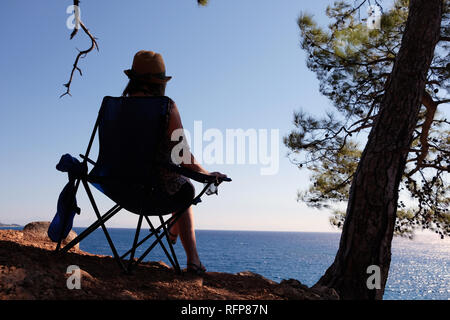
(82, 180, 126, 272)
(127, 215, 143, 273)
(58, 204, 121, 254)
(159, 215, 181, 273)
(144, 216, 177, 271)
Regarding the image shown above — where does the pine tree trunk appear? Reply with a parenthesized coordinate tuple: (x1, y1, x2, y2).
(315, 0, 442, 300)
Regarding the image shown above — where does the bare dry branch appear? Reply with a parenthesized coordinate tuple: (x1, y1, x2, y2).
(61, 1, 98, 98)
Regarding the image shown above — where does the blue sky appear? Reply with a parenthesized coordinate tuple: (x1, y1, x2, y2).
(0, 0, 384, 231)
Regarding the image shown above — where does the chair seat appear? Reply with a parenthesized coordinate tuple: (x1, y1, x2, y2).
(88, 175, 194, 216)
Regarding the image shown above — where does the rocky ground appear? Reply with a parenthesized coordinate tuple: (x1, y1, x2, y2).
(0, 222, 339, 300)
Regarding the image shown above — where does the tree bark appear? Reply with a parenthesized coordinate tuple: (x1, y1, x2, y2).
(315, 0, 443, 300)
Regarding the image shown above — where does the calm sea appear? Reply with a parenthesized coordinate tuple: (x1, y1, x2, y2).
(2, 227, 448, 300)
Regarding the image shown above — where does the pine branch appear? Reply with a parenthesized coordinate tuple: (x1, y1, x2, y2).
(437, 99, 450, 105)
(406, 91, 439, 177)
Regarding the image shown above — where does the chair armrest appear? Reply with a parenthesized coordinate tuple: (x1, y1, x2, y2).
(165, 163, 232, 184)
(81, 155, 232, 185)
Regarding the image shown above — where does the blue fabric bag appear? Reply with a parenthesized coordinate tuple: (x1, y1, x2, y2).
(48, 154, 83, 242)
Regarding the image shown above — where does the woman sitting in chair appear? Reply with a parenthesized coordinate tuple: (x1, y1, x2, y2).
(122, 50, 227, 274)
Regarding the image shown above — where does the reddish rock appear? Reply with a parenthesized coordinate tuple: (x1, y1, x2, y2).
(23, 221, 79, 250)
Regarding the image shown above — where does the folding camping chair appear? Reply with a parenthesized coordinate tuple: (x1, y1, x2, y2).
(54, 96, 231, 274)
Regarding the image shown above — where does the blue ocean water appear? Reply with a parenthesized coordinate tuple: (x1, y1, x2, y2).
(68, 227, 449, 300)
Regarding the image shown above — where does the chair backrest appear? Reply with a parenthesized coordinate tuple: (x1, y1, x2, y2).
(89, 96, 169, 185)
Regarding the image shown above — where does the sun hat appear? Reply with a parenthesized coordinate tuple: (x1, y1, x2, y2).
(124, 50, 172, 84)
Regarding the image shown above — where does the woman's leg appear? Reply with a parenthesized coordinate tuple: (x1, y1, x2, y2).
(166, 182, 204, 270)
(171, 207, 201, 266)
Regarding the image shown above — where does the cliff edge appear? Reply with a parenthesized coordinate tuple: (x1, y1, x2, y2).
(0, 222, 338, 300)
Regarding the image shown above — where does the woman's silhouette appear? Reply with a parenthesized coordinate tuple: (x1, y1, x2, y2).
(122, 50, 227, 274)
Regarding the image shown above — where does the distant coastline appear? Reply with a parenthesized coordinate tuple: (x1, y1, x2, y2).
(0, 222, 21, 228)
